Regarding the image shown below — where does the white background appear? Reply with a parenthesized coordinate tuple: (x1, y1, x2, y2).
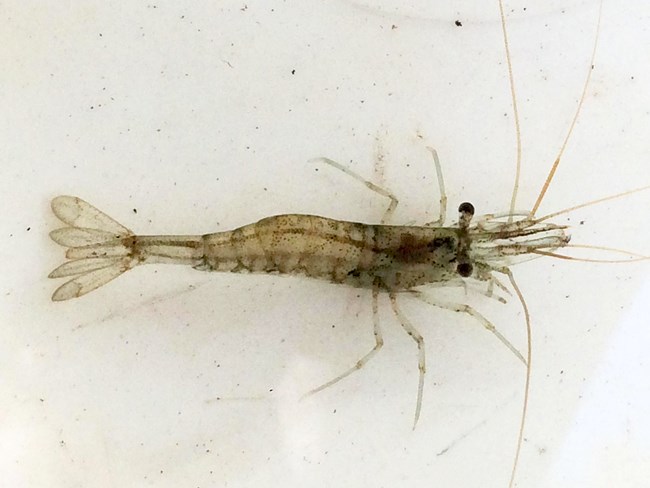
(1, 1, 649, 487)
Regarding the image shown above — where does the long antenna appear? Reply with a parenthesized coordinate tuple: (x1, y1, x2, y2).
(531, 1, 604, 216)
(505, 269, 531, 488)
(534, 184, 650, 223)
(533, 245, 649, 263)
(498, 0, 523, 220)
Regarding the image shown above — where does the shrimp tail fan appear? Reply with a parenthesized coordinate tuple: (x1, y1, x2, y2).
(48, 196, 137, 301)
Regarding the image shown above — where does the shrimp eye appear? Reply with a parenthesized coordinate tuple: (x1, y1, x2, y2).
(458, 202, 475, 215)
(457, 262, 473, 277)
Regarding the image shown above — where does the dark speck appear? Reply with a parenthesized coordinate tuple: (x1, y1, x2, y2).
(457, 262, 473, 277)
(455, 20, 462, 27)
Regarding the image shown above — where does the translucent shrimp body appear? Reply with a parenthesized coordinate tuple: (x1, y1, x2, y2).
(48, 197, 569, 301)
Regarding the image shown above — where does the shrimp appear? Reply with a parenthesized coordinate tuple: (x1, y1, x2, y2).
(47, 0, 649, 486)
(47, 161, 646, 486)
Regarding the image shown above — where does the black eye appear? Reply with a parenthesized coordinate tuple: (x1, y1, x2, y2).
(458, 202, 475, 215)
(457, 262, 473, 277)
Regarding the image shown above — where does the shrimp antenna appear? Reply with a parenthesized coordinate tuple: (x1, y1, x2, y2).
(503, 269, 531, 488)
(534, 184, 650, 223)
(498, 0, 522, 220)
(531, 1, 604, 216)
(533, 244, 649, 263)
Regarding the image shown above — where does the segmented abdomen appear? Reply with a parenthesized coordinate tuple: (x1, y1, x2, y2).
(202, 214, 373, 284)
(201, 214, 460, 290)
